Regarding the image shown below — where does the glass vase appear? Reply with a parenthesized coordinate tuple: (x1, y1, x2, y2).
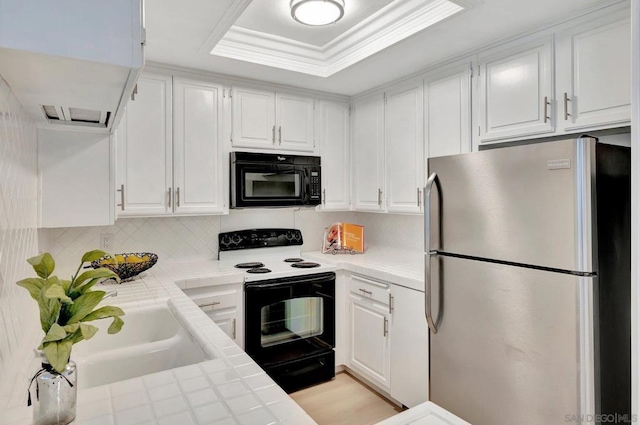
(32, 360, 77, 425)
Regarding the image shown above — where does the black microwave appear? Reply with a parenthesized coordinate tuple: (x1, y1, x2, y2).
(230, 152, 321, 208)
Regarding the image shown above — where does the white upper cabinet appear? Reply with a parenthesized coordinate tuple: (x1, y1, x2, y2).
(117, 73, 173, 217)
(424, 61, 472, 159)
(276, 93, 315, 151)
(352, 94, 385, 212)
(231, 87, 276, 149)
(477, 35, 554, 144)
(117, 72, 227, 218)
(173, 77, 226, 215)
(318, 101, 351, 210)
(385, 81, 424, 213)
(555, 11, 631, 132)
(231, 86, 315, 153)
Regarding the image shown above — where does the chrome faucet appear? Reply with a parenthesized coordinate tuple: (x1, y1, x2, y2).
(103, 290, 118, 299)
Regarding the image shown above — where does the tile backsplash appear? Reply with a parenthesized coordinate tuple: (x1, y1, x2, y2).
(42, 209, 424, 275)
(0, 76, 40, 408)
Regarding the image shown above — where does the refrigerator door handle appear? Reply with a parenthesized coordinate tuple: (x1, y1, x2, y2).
(425, 172, 439, 334)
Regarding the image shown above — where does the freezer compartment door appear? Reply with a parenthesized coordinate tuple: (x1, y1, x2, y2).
(427, 138, 595, 272)
(429, 255, 594, 425)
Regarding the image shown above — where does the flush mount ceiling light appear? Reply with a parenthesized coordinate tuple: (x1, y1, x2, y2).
(290, 0, 345, 26)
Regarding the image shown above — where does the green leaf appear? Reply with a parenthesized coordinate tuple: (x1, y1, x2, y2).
(71, 268, 118, 290)
(44, 281, 73, 304)
(37, 281, 61, 334)
(27, 253, 55, 279)
(62, 323, 80, 334)
(16, 278, 45, 300)
(82, 306, 125, 322)
(79, 323, 99, 340)
(108, 316, 124, 334)
(42, 340, 73, 373)
(59, 279, 72, 294)
(81, 250, 109, 264)
(66, 291, 105, 324)
(42, 323, 67, 343)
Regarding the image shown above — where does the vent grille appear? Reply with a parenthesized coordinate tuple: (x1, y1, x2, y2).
(41, 105, 111, 128)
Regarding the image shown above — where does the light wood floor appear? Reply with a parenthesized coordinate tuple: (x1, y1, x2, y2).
(290, 372, 403, 425)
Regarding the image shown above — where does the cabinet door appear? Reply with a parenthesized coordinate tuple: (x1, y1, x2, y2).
(556, 14, 631, 132)
(349, 294, 390, 390)
(478, 36, 554, 143)
(206, 309, 241, 348)
(390, 284, 429, 408)
(385, 82, 424, 213)
(276, 93, 315, 152)
(352, 95, 384, 211)
(319, 101, 350, 210)
(231, 86, 276, 148)
(425, 62, 472, 159)
(117, 73, 172, 216)
(173, 78, 226, 215)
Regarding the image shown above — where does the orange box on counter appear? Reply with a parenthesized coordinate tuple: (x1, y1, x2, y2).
(342, 223, 364, 253)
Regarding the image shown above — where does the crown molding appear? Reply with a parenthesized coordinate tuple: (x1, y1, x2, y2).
(210, 0, 467, 77)
(200, 0, 254, 52)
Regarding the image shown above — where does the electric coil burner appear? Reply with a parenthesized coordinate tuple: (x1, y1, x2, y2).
(218, 228, 336, 393)
(291, 262, 320, 268)
(235, 262, 264, 269)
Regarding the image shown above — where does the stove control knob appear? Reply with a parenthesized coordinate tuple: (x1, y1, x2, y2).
(293, 232, 302, 242)
(220, 235, 232, 247)
(285, 231, 294, 241)
(231, 235, 242, 245)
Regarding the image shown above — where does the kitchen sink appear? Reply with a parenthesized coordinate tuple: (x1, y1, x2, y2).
(72, 300, 208, 389)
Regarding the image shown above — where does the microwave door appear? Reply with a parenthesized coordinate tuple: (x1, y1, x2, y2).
(242, 167, 304, 202)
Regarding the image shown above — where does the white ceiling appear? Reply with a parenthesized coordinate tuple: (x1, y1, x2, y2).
(145, 0, 612, 96)
(234, 0, 395, 47)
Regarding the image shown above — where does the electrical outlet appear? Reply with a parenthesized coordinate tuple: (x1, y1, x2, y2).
(101, 233, 114, 250)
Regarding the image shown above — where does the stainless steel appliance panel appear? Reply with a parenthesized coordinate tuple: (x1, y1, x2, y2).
(429, 255, 588, 425)
(427, 138, 596, 272)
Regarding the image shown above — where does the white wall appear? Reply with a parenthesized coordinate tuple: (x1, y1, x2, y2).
(40, 210, 423, 276)
(0, 76, 40, 408)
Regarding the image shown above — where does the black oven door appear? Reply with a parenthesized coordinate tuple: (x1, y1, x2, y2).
(244, 272, 335, 364)
(235, 165, 309, 207)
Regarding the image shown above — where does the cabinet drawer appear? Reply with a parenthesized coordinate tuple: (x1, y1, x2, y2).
(185, 285, 240, 312)
(349, 275, 390, 305)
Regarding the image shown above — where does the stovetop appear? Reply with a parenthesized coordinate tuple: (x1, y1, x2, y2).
(218, 228, 335, 282)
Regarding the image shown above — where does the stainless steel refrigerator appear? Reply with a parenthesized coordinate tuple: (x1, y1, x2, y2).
(424, 137, 630, 425)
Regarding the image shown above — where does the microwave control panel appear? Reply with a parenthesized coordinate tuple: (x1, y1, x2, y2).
(310, 171, 320, 200)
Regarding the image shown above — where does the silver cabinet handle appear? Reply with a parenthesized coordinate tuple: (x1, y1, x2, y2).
(425, 172, 439, 334)
(389, 294, 394, 313)
(131, 84, 138, 101)
(176, 187, 180, 207)
(272, 125, 276, 144)
(168, 187, 172, 208)
(232, 318, 236, 340)
(383, 317, 388, 337)
(322, 189, 326, 206)
(564, 92, 571, 121)
(117, 184, 125, 211)
(358, 288, 372, 296)
(197, 301, 221, 308)
(543, 96, 550, 123)
(278, 126, 282, 144)
(417, 188, 422, 207)
(378, 189, 382, 206)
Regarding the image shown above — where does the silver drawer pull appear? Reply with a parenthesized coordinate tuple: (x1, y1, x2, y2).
(197, 301, 221, 308)
(358, 288, 372, 295)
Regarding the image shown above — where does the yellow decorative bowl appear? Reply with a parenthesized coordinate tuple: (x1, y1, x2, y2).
(90, 252, 158, 282)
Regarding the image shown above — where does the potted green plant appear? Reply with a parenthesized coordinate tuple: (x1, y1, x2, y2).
(17, 250, 125, 425)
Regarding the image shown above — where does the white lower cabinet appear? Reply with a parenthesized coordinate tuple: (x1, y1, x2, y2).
(345, 273, 429, 407)
(183, 282, 243, 348)
(348, 292, 391, 390)
(390, 284, 429, 407)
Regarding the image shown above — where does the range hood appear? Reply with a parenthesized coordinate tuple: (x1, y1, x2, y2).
(0, 0, 144, 133)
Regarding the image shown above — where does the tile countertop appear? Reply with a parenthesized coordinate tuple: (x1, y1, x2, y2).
(2, 248, 448, 425)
